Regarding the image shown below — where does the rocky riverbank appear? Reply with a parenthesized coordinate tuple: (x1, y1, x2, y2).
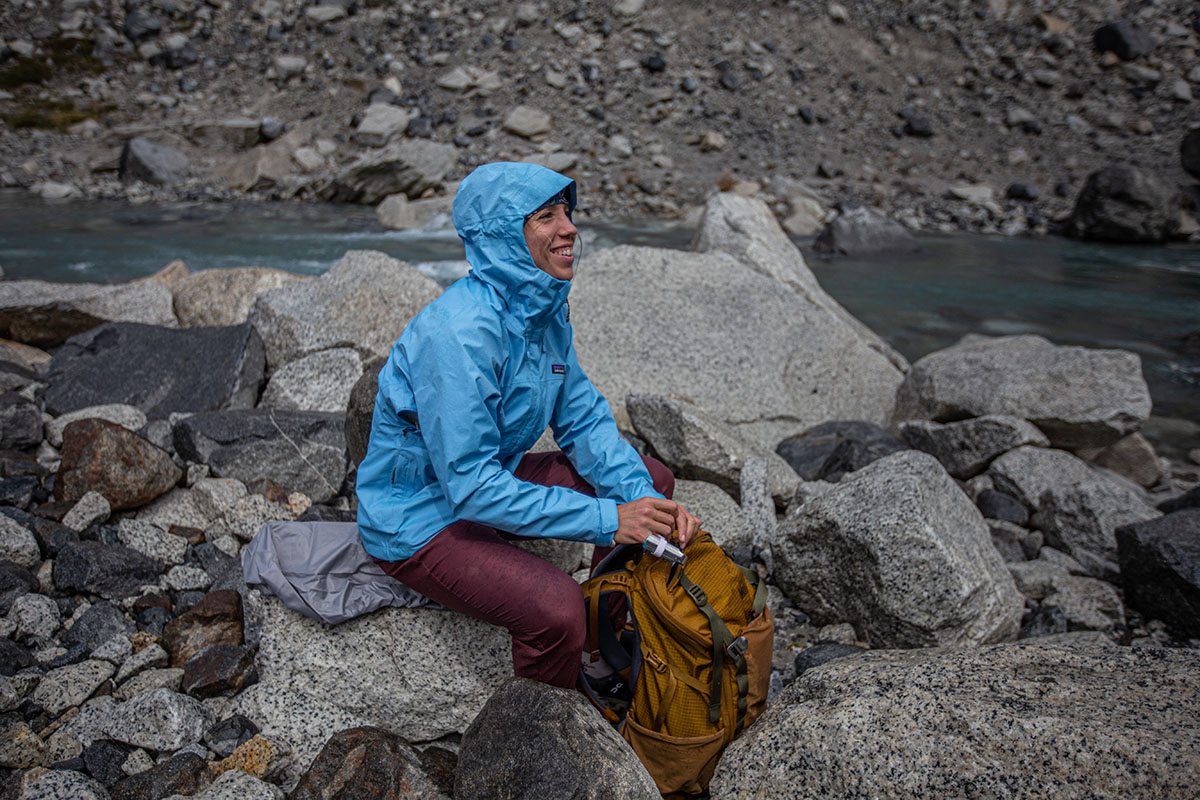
(2, 0, 1199, 241)
(1, 194, 1199, 798)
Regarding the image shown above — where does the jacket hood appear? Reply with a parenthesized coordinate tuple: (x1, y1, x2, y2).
(452, 162, 577, 330)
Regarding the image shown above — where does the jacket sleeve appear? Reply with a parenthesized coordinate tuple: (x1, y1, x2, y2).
(550, 328, 664, 505)
(405, 317, 620, 545)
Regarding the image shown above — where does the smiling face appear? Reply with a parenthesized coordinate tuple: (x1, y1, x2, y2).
(523, 203, 577, 281)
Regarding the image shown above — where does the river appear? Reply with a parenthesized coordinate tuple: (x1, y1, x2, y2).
(2, 191, 1197, 456)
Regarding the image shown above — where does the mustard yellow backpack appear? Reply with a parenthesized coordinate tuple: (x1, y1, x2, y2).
(580, 531, 773, 797)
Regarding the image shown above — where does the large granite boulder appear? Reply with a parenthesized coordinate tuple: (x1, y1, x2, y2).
(43, 322, 264, 418)
(0, 279, 176, 347)
(1117, 510, 1200, 638)
(248, 250, 441, 369)
(258, 347, 363, 413)
(173, 267, 305, 328)
(570, 193, 906, 451)
(710, 641, 1200, 799)
(893, 335, 1151, 449)
(173, 410, 347, 504)
(318, 139, 457, 204)
(774, 450, 1023, 648)
(1065, 163, 1181, 243)
(989, 446, 1161, 579)
(238, 593, 509, 768)
(626, 393, 798, 505)
(55, 418, 181, 510)
(456, 677, 659, 799)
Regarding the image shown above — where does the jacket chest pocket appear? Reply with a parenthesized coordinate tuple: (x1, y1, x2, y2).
(498, 373, 564, 453)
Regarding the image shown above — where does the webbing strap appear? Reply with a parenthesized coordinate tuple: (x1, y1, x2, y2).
(649, 654, 677, 732)
(678, 572, 734, 725)
(733, 561, 767, 617)
(733, 654, 749, 735)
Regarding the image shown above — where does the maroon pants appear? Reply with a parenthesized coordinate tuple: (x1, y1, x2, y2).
(374, 450, 675, 689)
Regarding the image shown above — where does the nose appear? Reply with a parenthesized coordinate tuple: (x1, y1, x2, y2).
(559, 215, 577, 238)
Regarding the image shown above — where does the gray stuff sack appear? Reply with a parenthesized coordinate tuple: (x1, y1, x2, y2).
(241, 520, 437, 625)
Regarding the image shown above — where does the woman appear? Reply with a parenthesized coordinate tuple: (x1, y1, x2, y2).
(357, 162, 700, 689)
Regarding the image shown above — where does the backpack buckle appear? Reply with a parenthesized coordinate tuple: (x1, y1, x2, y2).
(684, 583, 708, 606)
(725, 636, 748, 660)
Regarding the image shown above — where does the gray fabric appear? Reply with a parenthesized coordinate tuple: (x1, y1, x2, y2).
(241, 521, 436, 624)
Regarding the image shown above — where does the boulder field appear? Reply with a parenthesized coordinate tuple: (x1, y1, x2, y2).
(0, 194, 1197, 798)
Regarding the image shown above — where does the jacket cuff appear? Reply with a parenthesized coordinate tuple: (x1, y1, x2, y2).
(595, 498, 619, 546)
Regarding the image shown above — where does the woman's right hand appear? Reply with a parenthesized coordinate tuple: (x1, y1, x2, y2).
(614, 497, 683, 546)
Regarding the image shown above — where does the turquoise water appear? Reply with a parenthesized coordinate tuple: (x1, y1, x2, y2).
(1, 191, 1197, 454)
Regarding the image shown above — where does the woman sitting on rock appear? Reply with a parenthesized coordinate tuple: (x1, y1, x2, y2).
(356, 162, 700, 689)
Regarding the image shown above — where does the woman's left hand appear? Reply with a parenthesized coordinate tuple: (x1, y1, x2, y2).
(673, 503, 701, 547)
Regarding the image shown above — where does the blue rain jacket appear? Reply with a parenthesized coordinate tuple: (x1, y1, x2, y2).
(356, 162, 663, 562)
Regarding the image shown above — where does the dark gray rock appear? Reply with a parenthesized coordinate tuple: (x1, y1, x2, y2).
(319, 139, 457, 204)
(44, 322, 264, 419)
(108, 751, 211, 800)
(976, 488, 1029, 526)
(173, 410, 347, 503)
(1093, 21, 1156, 61)
(898, 415, 1049, 479)
(990, 522, 1030, 562)
(813, 206, 919, 256)
(344, 357, 384, 468)
(0, 636, 35, 676)
(1159, 486, 1200, 514)
(53, 541, 163, 602)
(1117, 510, 1200, 638)
(776, 421, 906, 481)
(0, 506, 76, 556)
(291, 726, 449, 800)
(710, 642, 1200, 800)
(60, 601, 135, 652)
(0, 392, 42, 450)
(180, 644, 257, 698)
(893, 335, 1152, 449)
(1020, 604, 1069, 638)
(123, 10, 162, 42)
(204, 714, 259, 759)
(0, 476, 39, 508)
(55, 419, 181, 511)
(119, 138, 189, 186)
(84, 739, 133, 786)
(793, 641, 866, 678)
(456, 677, 658, 799)
(0, 560, 38, 615)
(1065, 163, 1181, 243)
(1183, 128, 1200, 179)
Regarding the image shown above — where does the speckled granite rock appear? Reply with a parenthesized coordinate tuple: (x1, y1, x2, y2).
(672, 479, 752, 552)
(774, 450, 1023, 648)
(18, 768, 112, 799)
(892, 335, 1151, 450)
(172, 267, 304, 328)
(247, 249, 441, 369)
(989, 446, 1161, 579)
(710, 642, 1200, 799)
(0, 279, 176, 348)
(897, 414, 1049, 479)
(456, 677, 658, 800)
(32, 659, 115, 715)
(626, 393, 798, 505)
(244, 593, 510, 761)
(45, 404, 148, 448)
(258, 347, 363, 413)
(116, 519, 188, 566)
(103, 688, 214, 751)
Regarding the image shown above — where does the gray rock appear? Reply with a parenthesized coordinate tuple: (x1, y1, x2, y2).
(188, 118, 260, 149)
(1040, 546, 1089, 575)
(0, 280, 176, 348)
(104, 687, 214, 751)
(61, 601, 134, 652)
(114, 642, 168, 684)
(571, 194, 905, 451)
(61, 491, 112, 532)
(989, 446, 1160, 579)
(319, 140, 457, 204)
(119, 137, 189, 186)
(53, 541, 162, 602)
(115, 667, 184, 701)
(774, 450, 1023, 648)
(375, 193, 453, 231)
(248, 250, 441, 369)
(173, 410, 347, 504)
(813, 205, 920, 256)
(893, 335, 1152, 449)
(0, 714, 45, 768)
(626, 394, 798, 505)
(988, 519, 1041, 561)
(117, 519, 188, 566)
(344, 357, 385, 468)
(1093, 21, 1157, 61)
(710, 642, 1200, 799)
(458, 680, 659, 798)
(1066, 163, 1181, 243)
(241, 594, 509, 768)
(0, 393, 42, 450)
(10, 592, 59, 641)
(352, 104, 415, 147)
(44, 322, 264, 419)
(0, 514, 41, 569)
(190, 477, 294, 542)
(1040, 574, 1125, 632)
(1078, 432, 1163, 488)
(1117, 509, 1200, 638)
(63, 695, 118, 747)
(173, 268, 304, 328)
(259, 347, 363, 413)
(185, 769, 283, 800)
(898, 415, 1049, 478)
(776, 420, 908, 483)
(32, 659, 115, 715)
(166, 565, 213, 592)
(47, 402, 146, 448)
(672, 479, 752, 552)
(502, 105, 552, 139)
(1008, 559, 1072, 600)
(19, 769, 111, 800)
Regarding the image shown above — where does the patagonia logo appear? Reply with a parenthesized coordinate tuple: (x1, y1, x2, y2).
(551, 364, 566, 375)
